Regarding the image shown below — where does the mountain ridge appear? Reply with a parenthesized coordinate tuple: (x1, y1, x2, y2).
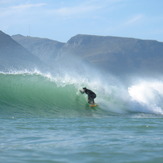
(0, 31, 43, 71)
(12, 34, 64, 63)
(62, 34, 163, 76)
(0, 30, 163, 77)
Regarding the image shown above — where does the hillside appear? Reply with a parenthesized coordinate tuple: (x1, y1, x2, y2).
(12, 35, 64, 63)
(62, 34, 163, 76)
(7, 32, 163, 77)
(0, 31, 42, 71)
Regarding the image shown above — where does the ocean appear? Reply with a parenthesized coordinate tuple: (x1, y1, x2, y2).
(0, 70, 163, 163)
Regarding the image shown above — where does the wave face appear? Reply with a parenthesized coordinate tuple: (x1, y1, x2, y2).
(0, 70, 163, 118)
(0, 70, 108, 118)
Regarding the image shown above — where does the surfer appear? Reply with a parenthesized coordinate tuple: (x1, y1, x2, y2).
(80, 87, 96, 104)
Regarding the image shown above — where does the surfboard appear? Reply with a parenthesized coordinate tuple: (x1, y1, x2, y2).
(89, 104, 98, 107)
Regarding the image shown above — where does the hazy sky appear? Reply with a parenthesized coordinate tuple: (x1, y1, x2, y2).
(0, 0, 163, 42)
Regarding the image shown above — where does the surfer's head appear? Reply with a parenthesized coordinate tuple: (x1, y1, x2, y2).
(83, 87, 87, 90)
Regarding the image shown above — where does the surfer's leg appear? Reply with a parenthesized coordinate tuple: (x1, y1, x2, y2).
(90, 94, 96, 104)
(88, 96, 94, 104)
(92, 98, 95, 104)
(88, 96, 92, 104)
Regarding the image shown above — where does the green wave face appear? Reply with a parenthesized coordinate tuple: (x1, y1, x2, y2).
(0, 72, 108, 118)
(1, 71, 163, 118)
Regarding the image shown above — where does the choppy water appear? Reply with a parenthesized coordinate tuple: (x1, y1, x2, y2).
(1, 117, 163, 163)
(0, 71, 163, 162)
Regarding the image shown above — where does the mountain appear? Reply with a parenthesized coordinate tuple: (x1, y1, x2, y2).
(0, 31, 43, 71)
(10, 32, 163, 77)
(12, 35, 64, 64)
(62, 34, 163, 76)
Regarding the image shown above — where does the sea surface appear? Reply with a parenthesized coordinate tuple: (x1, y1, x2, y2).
(0, 71, 163, 163)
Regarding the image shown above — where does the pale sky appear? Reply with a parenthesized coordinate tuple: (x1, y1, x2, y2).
(0, 0, 163, 42)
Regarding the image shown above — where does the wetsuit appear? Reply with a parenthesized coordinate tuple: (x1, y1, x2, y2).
(82, 88, 96, 104)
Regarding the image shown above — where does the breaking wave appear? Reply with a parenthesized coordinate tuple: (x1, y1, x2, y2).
(0, 70, 163, 118)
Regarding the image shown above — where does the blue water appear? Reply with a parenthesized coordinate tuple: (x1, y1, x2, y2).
(0, 71, 163, 162)
(1, 116, 163, 163)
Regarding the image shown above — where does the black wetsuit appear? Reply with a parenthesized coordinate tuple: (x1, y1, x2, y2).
(83, 88, 96, 104)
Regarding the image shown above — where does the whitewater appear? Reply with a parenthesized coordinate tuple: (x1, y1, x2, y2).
(0, 69, 163, 163)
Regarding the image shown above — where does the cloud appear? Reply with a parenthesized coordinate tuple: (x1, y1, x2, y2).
(54, 6, 98, 16)
(0, 0, 12, 5)
(49, 5, 101, 17)
(0, 2, 46, 18)
(10, 3, 46, 10)
(124, 14, 144, 26)
(46, 0, 112, 18)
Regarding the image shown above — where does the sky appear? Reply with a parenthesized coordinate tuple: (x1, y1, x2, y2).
(0, 0, 163, 42)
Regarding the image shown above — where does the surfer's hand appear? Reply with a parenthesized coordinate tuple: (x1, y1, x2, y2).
(80, 90, 84, 94)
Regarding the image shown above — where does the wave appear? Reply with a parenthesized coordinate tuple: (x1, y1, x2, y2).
(0, 70, 106, 118)
(0, 70, 163, 118)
